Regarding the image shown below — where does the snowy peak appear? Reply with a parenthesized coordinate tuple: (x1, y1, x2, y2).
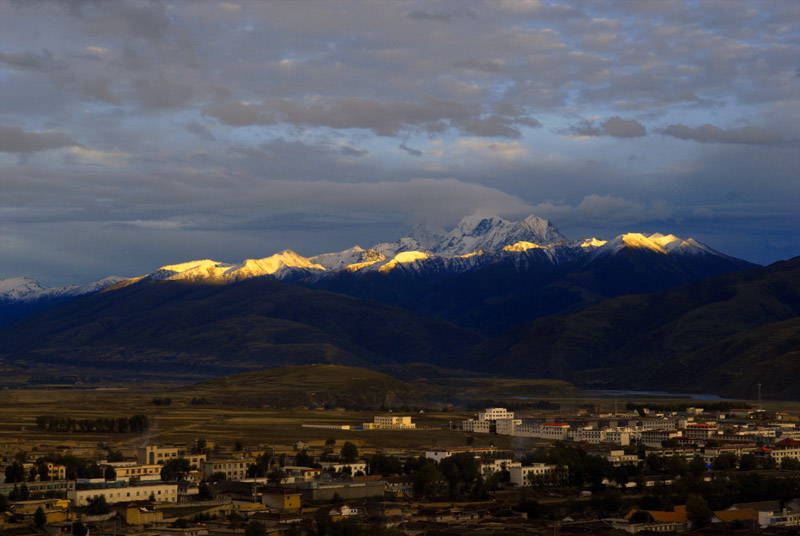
(310, 246, 367, 271)
(406, 223, 445, 251)
(596, 232, 717, 257)
(0, 277, 48, 301)
(145, 251, 326, 284)
(0, 276, 126, 302)
(429, 213, 565, 256)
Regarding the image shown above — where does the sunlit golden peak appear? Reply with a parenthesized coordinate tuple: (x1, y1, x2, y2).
(620, 233, 668, 254)
(503, 241, 545, 252)
(457, 250, 486, 258)
(378, 250, 430, 273)
(580, 238, 608, 248)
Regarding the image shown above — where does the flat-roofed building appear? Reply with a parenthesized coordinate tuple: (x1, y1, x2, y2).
(68, 481, 178, 506)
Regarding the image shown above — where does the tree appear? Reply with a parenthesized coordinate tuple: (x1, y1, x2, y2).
(0, 493, 9, 512)
(72, 521, 88, 536)
(340, 441, 358, 463)
(105, 466, 117, 481)
(629, 510, 654, 524)
(686, 495, 712, 529)
(34, 506, 47, 529)
(198, 481, 216, 500)
(160, 457, 191, 481)
(5, 462, 25, 483)
(294, 449, 314, 466)
(38, 463, 51, 482)
(245, 520, 267, 536)
(713, 452, 738, 471)
(267, 469, 286, 487)
(87, 494, 110, 515)
(235, 441, 243, 452)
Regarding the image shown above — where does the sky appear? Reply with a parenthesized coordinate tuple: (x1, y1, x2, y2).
(1, 0, 798, 286)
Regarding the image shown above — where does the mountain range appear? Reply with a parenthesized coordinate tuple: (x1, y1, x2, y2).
(2, 213, 797, 399)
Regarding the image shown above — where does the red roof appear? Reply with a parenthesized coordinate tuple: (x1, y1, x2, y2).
(775, 438, 800, 447)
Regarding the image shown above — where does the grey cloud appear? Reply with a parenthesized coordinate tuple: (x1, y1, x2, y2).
(185, 121, 216, 141)
(408, 7, 476, 22)
(399, 143, 423, 157)
(0, 49, 61, 71)
(205, 97, 540, 139)
(81, 77, 119, 104)
(339, 146, 368, 158)
(601, 116, 646, 138)
(659, 123, 783, 144)
(452, 59, 505, 73)
(0, 125, 82, 153)
(133, 75, 194, 109)
(560, 117, 645, 138)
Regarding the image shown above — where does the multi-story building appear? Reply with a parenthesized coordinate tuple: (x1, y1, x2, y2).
(201, 458, 255, 481)
(137, 445, 206, 467)
(462, 419, 492, 433)
(368, 416, 416, 430)
(68, 480, 178, 506)
(479, 458, 521, 476)
(509, 464, 566, 486)
(108, 463, 163, 482)
(479, 408, 514, 421)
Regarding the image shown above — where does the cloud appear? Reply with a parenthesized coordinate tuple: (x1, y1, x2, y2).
(0, 125, 82, 153)
(560, 116, 646, 138)
(339, 146, 368, 158)
(204, 96, 539, 139)
(185, 120, 216, 141)
(399, 143, 423, 157)
(600, 116, 647, 138)
(408, 7, 476, 22)
(658, 123, 783, 144)
(133, 75, 194, 109)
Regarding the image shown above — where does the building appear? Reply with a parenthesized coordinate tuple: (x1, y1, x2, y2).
(509, 464, 566, 486)
(479, 408, 514, 421)
(201, 458, 254, 481)
(479, 458, 521, 476)
(137, 445, 205, 467)
(68, 481, 178, 506)
(425, 446, 498, 463)
(107, 463, 163, 482)
(368, 416, 416, 430)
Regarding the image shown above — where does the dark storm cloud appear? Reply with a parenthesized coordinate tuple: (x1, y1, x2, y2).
(0, 125, 82, 153)
(658, 124, 783, 145)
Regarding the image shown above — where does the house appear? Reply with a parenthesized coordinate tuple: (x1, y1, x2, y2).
(260, 488, 301, 512)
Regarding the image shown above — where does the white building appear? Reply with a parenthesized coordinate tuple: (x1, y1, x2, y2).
(69, 482, 178, 506)
(425, 446, 497, 463)
(479, 458, 521, 476)
(479, 408, 514, 421)
(509, 464, 565, 486)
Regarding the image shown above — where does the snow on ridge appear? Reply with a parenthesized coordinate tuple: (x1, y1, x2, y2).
(0, 276, 126, 302)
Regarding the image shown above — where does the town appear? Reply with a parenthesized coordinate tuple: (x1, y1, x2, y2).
(2, 402, 800, 535)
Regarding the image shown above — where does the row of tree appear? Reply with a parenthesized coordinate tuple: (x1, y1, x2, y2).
(35, 414, 149, 433)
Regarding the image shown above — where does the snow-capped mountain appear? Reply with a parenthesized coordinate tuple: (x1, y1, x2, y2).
(0, 275, 125, 303)
(1, 213, 751, 307)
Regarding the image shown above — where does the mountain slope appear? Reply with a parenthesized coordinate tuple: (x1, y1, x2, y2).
(0, 278, 483, 381)
(464, 256, 800, 399)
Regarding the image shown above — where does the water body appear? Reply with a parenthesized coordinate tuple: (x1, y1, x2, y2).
(583, 389, 725, 400)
